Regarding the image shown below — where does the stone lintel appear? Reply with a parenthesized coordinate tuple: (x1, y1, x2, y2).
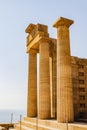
(26, 32, 51, 53)
(26, 31, 49, 47)
(26, 24, 49, 49)
(53, 17, 74, 28)
(26, 33, 42, 53)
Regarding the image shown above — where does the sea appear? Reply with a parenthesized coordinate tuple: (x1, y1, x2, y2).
(0, 109, 26, 123)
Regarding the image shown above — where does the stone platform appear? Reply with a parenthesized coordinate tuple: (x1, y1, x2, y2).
(14, 117, 87, 130)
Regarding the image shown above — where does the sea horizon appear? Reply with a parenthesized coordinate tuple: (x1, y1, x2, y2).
(0, 109, 26, 123)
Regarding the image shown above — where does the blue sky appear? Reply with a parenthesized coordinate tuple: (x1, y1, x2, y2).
(0, 0, 87, 110)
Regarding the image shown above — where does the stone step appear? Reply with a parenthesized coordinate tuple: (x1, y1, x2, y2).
(21, 120, 36, 129)
(21, 120, 60, 130)
(15, 124, 33, 130)
(9, 128, 17, 130)
(14, 117, 87, 130)
(15, 119, 60, 130)
(24, 117, 59, 129)
(24, 117, 36, 123)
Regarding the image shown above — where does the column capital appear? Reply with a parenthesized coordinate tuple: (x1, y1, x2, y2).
(38, 37, 51, 44)
(29, 48, 39, 54)
(53, 17, 74, 28)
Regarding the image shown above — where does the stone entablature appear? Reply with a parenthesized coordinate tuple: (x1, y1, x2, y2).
(25, 23, 49, 53)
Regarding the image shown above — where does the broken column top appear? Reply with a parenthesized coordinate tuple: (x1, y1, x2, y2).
(53, 17, 74, 28)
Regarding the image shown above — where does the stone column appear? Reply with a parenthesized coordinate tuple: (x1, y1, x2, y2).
(50, 43, 57, 119)
(53, 17, 74, 123)
(49, 56, 53, 118)
(27, 52, 37, 117)
(52, 44, 57, 119)
(38, 38, 51, 119)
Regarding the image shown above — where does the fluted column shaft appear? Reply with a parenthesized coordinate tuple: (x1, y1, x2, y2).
(38, 40, 51, 119)
(53, 17, 74, 123)
(57, 26, 74, 122)
(27, 52, 37, 117)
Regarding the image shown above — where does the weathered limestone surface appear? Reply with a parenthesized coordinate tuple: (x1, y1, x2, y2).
(53, 17, 74, 123)
(27, 52, 37, 117)
(38, 39, 51, 119)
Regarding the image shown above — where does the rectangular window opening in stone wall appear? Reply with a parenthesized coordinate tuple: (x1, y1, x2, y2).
(79, 95, 85, 100)
(80, 103, 85, 108)
(79, 88, 85, 92)
(79, 80, 84, 84)
(80, 112, 87, 118)
(79, 72, 84, 76)
(78, 65, 84, 69)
